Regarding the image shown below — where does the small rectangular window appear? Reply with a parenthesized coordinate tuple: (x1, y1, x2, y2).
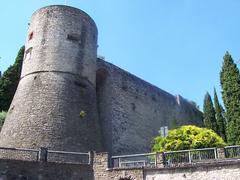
(67, 33, 80, 41)
(25, 47, 33, 61)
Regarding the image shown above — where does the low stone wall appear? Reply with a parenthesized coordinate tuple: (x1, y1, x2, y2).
(1, 151, 240, 179)
(145, 160, 240, 180)
(0, 158, 93, 180)
(93, 152, 144, 180)
(93, 152, 240, 180)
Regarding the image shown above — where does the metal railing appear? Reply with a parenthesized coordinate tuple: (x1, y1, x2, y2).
(163, 148, 217, 167)
(0, 147, 39, 161)
(112, 152, 156, 168)
(224, 145, 240, 159)
(0, 147, 90, 164)
(47, 150, 90, 164)
(111, 148, 218, 168)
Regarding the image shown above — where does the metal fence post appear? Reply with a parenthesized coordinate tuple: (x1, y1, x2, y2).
(155, 152, 158, 167)
(88, 151, 94, 165)
(38, 147, 48, 162)
(214, 148, 217, 159)
(188, 151, 192, 163)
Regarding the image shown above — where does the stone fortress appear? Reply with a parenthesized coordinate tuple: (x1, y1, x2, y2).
(0, 5, 203, 157)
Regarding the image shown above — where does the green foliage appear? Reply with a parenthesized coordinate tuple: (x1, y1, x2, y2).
(0, 46, 24, 111)
(220, 52, 240, 144)
(0, 111, 7, 127)
(203, 92, 217, 132)
(152, 125, 226, 152)
(213, 88, 226, 141)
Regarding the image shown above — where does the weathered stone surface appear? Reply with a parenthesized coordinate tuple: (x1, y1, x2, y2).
(0, 158, 93, 180)
(22, 5, 98, 85)
(145, 161, 240, 180)
(93, 152, 144, 180)
(0, 5, 203, 159)
(97, 59, 203, 155)
(0, 5, 103, 156)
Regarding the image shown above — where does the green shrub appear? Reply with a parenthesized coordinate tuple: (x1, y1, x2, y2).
(0, 111, 7, 127)
(152, 125, 226, 152)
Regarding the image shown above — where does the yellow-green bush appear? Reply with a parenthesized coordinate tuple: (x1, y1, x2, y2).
(152, 125, 226, 152)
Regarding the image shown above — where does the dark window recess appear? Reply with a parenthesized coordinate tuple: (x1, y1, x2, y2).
(28, 32, 34, 41)
(67, 34, 81, 41)
(25, 47, 33, 60)
(121, 80, 128, 91)
(122, 85, 127, 91)
(131, 103, 136, 111)
(151, 95, 156, 101)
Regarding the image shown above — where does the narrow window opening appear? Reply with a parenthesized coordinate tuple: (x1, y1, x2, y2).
(28, 32, 34, 41)
(131, 103, 136, 111)
(25, 47, 33, 61)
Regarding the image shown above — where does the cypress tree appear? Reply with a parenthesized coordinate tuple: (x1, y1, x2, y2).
(220, 52, 240, 144)
(0, 46, 24, 111)
(213, 88, 226, 141)
(203, 92, 217, 132)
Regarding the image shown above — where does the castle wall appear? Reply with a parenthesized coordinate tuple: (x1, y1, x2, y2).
(0, 73, 102, 152)
(21, 5, 98, 84)
(0, 5, 202, 158)
(97, 59, 203, 155)
(0, 5, 103, 154)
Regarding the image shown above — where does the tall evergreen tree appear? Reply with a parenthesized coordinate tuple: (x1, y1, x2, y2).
(220, 52, 240, 144)
(203, 92, 217, 132)
(213, 88, 226, 141)
(0, 46, 24, 111)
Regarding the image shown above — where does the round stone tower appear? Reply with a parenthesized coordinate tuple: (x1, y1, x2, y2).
(0, 5, 103, 153)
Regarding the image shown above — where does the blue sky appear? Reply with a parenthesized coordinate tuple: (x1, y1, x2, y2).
(1, 0, 240, 110)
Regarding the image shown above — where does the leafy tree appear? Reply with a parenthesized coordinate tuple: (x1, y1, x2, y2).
(203, 92, 217, 132)
(220, 52, 240, 144)
(152, 125, 225, 152)
(213, 88, 226, 141)
(0, 46, 24, 111)
(0, 111, 7, 128)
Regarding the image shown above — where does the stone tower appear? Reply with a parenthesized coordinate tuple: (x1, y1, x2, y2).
(0, 5, 103, 152)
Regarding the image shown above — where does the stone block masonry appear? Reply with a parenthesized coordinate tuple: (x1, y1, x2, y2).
(0, 159, 93, 180)
(0, 5, 202, 159)
(97, 59, 203, 155)
(0, 150, 239, 179)
(0, 5, 103, 157)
